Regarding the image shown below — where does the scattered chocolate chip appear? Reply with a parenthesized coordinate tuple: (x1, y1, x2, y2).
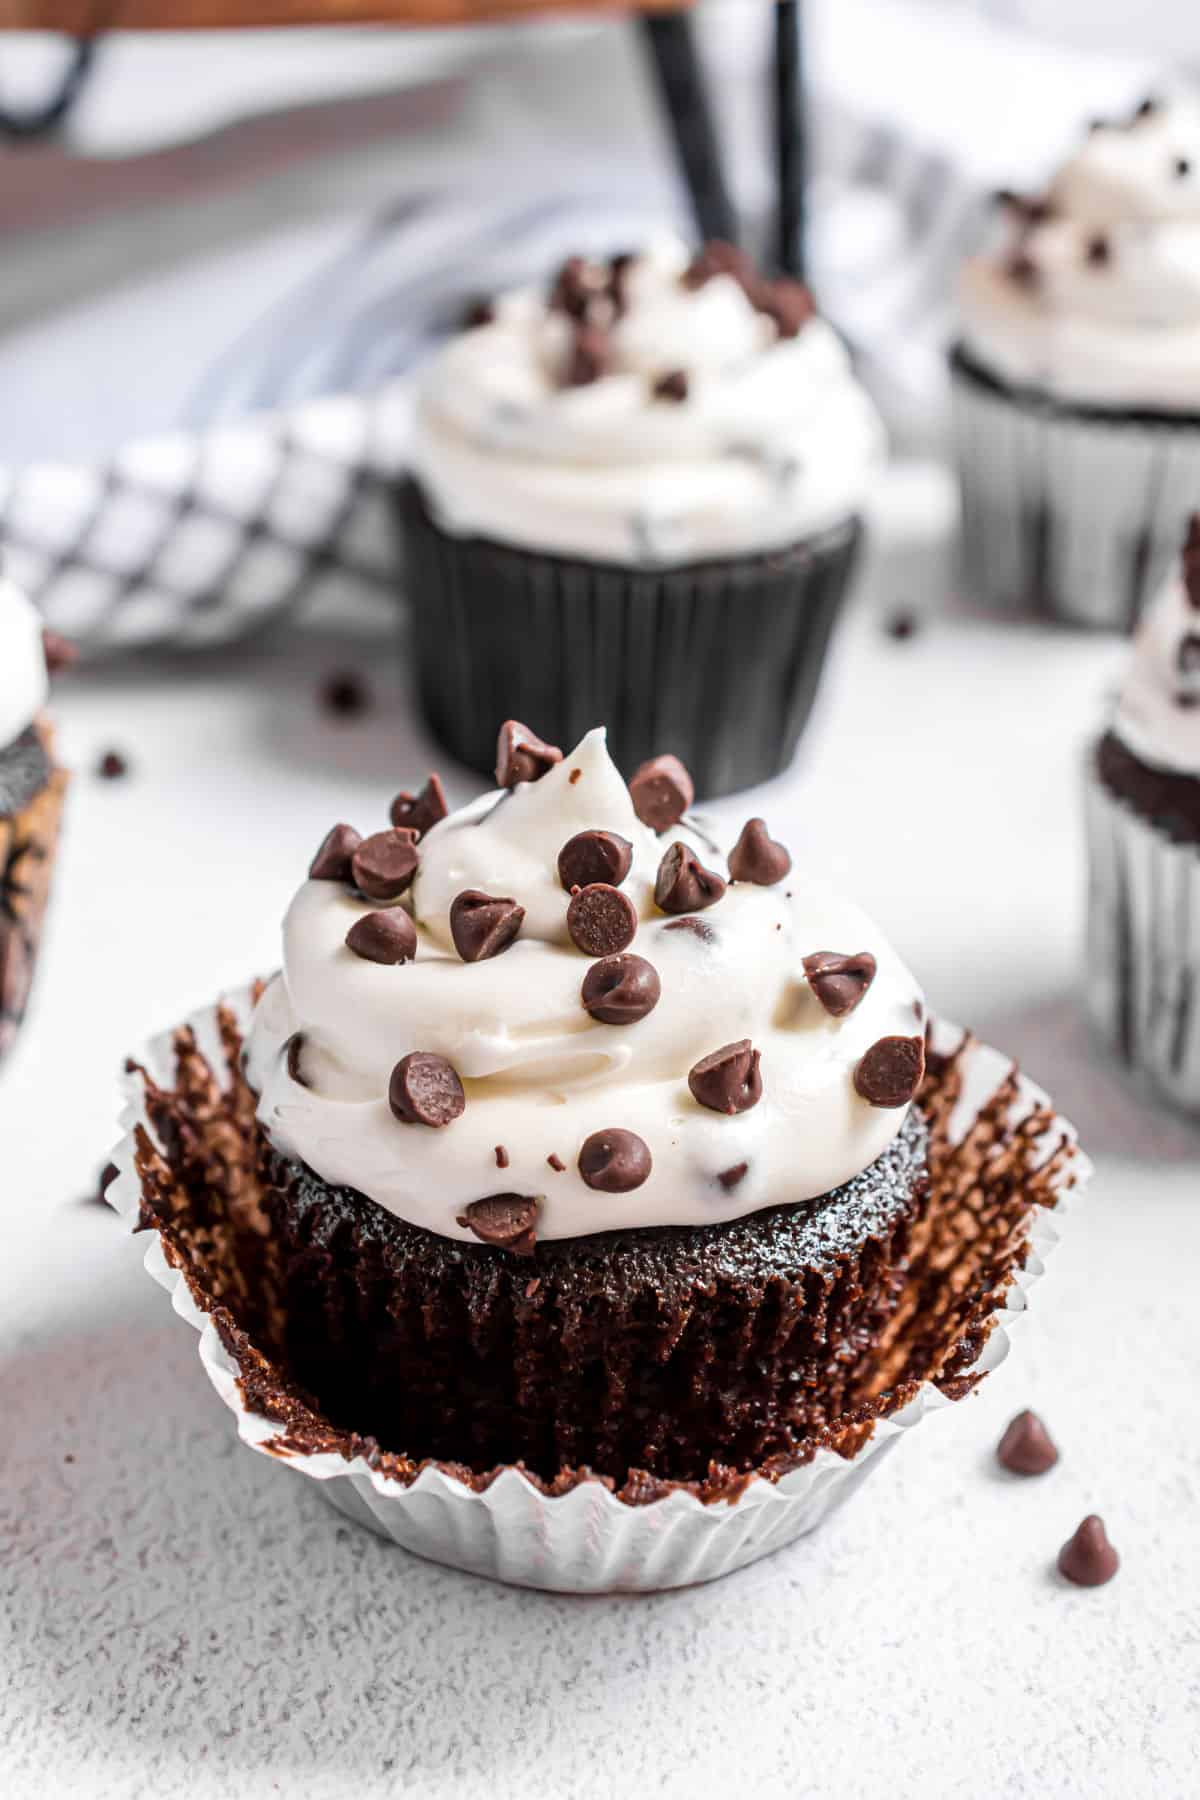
(997, 1409, 1059, 1476)
(1134, 95, 1160, 120)
(803, 950, 877, 1018)
(352, 828, 419, 901)
(390, 773, 448, 839)
(629, 753, 694, 829)
(1085, 233, 1111, 268)
(494, 1145, 509, 1169)
(557, 829, 633, 891)
(652, 369, 689, 402)
(96, 749, 128, 780)
(581, 952, 660, 1025)
(1174, 156, 1192, 179)
(854, 1034, 925, 1108)
(285, 1032, 309, 1087)
(92, 1161, 120, 1207)
(320, 671, 370, 717)
(663, 916, 716, 944)
(717, 1162, 748, 1191)
(759, 278, 815, 338)
(309, 822, 362, 882)
(42, 628, 77, 674)
(569, 768, 582, 785)
(464, 298, 495, 328)
(654, 842, 726, 915)
(547, 1153, 565, 1172)
(567, 884, 638, 958)
(578, 1128, 652, 1192)
(496, 719, 563, 788)
(728, 818, 792, 886)
(1058, 1516, 1119, 1588)
(389, 1052, 465, 1127)
(565, 323, 611, 386)
(688, 1040, 762, 1114)
(345, 909, 417, 965)
(885, 608, 920, 641)
(457, 1193, 538, 1255)
(450, 890, 525, 962)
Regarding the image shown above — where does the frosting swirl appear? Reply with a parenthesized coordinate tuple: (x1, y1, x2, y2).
(410, 236, 884, 565)
(959, 94, 1200, 410)
(0, 576, 49, 752)
(1113, 518, 1200, 775)
(247, 729, 924, 1244)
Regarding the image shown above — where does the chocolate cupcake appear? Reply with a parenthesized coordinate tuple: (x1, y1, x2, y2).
(0, 580, 68, 1063)
(1086, 518, 1200, 1111)
(952, 94, 1200, 630)
(401, 238, 882, 796)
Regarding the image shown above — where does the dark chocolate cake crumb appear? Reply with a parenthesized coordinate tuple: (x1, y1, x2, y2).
(389, 1053, 465, 1127)
(629, 754, 693, 830)
(496, 719, 562, 788)
(581, 953, 660, 1025)
(1058, 1516, 1119, 1587)
(320, 672, 370, 718)
(997, 1409, 1059, 1475)
(689, 1041, 762, 1114)
(310, 823, 362, 882)
(655, 842, 726, 915)
(96, 749, 129, 781)
(728, 818, 791, 886)
(578, 1128, 652, 1192)
(558, 829, 632, 892)
(450, 890, 525, 962)
(567, 884, 638, 958)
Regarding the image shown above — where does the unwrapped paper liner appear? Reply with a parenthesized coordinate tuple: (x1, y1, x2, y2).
(109, 984, 1089, 1594)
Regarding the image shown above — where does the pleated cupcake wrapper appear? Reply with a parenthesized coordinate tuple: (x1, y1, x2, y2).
(1084, 761, 1200, 1118)
(109, 985, 1088, 1594)
(949, 349, 1200, 633)
(0, 723, 67, 1064)
(399, 481, 862, 801)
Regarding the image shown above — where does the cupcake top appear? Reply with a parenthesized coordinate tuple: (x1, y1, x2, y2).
(959, 93, 1200, 411)
(409, 236, 883, 566)
(246, 725, 925, 1252)
(0, 576, 49, 751)
(1113, 516, 1200, 775)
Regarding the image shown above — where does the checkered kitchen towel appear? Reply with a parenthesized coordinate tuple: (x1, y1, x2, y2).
(0, 2, 1159, 652)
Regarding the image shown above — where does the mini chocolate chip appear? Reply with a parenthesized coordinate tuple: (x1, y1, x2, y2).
(718, 1162, 748, 1191)
(569, 768, 582, 785)
(728, 818, 792, 885)
(688, 1040, 762, 1114)
(567, 884, 638, 957)
(494, 1145, 509, 1169)
(885, 609, 920, 641)
(457, 1193, 538, 1255)
(95, 1161, 120, 1206)
(663, 916, 716, 944)
(547, 1153, 566, 1172)
(464, 298, 495, 328)
(566, 323, 611, 386)
(997, 1410, 1059, 1476)
(578, 1128, 652, 1192)
(653, 369, 689, 402)
(96, 749, 128, 780)
(352, 828, 419, 901)
(854, 1034, 925, 1108)
(309, 822, 362, 881)
(1058, 1516, 1119, 1587)
(557, 829, 633, 891)
(655, 842, 726, 914)
(1174, 156, 1192, 179)
(390, 773, 448, 839)
(389, 1052, 465, 1127)
(321, 672, 369, 717)
(285, 1033, 309, 1087)
(450, 890, 525, 962)
(496, 719, 563, 788)
(803, 950, 877, 1018)
(345, 909, 417, 965)
(581, 952, 661, 1025)
(42, 628, 77, 673)
(629, 753, 694, 829)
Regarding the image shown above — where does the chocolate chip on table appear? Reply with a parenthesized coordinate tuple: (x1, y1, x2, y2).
(727, 818, 792, 886)
(581, 953, 661, 1025)
(629, 753, 694, 829)
(996, 1409, 1059, 1476)
(557, 829, 633, 892)
(309, 823, 362, 881)
(42, 628, 77, 674)
(547, 1153, 566, 1172)
(885, 609, 920, 641)
(494, 1145, 509, 1169)
(578, 1128, 652, 1192)
(345, 909, 417, 965)
(390, 773, 448, 840)
(464, 298, 496, 328)
(663, 916, 716, 944)
(90, 1161, 120, 1208)
(567, 884, 638, 958)
(457, 1193, 538, 1255)
(654, 842, 726, 914)
(285, 1032, 309, 1087)
(803, 950, 877, 1018)
(688, 1040, 762, 1114)
(450, 890, 525, 962)
(566, 323, 612, 386)
(389, 1052, 465, 1127)
(352, 828, 419, 901)
(1085, 233, 1111, 268)
(718, 1162, 748, 1191)
(320, 672, 370, 717)
(652, 369, 689, 403)
(854, 1034, 925, 1108)
(1174, 156, 1193, 180)
(1058, 1516, 1119, 1587)
(96, 749, 129, 780)
(495, 719, 563, 788)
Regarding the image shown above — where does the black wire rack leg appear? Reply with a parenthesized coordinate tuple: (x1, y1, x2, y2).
(773, 0, 806, 279)
(640, 12, 738, 247)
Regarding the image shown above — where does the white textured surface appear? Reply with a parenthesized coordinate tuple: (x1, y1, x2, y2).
(1, 510, 1197, 1797)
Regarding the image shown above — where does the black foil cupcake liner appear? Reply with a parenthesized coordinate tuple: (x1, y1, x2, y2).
(398, 480, 862, 798)
(950, 344, 1200, 632)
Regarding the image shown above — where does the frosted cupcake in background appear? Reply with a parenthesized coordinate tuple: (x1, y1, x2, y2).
(0, 578, 69, 1062)
(1086, 517, 1200, 1114)
(402, 237, 883, 797)
(952, 93, 1200, 631)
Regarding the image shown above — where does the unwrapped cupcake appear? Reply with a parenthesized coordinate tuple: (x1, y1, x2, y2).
(953, 93, 1200, 630)
(401, 238, 883, 796)
(113, 721, 1087, 1591)
(1, 577, 68, 1062)
(1086, 517, 1200, 1112)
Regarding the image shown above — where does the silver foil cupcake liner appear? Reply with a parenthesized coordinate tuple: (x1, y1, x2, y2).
(109, 986, 1088, 1595)
(1084, 757, 1200, 1117)
(950, 346, 1200, 632)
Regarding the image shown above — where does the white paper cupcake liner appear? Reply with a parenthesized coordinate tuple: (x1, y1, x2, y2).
(950, 348, 1200, 632)
(109, 985, 1089, 1594)
(1084, 756, 1200, 1117)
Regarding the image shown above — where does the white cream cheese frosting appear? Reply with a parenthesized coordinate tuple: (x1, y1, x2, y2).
(0, 576, 49, 750)
(246, 729, 924, 1244)
(1113, 525, 1200, 774)
(409, 236, 884, 565)
(959, 94, 1200, 410)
